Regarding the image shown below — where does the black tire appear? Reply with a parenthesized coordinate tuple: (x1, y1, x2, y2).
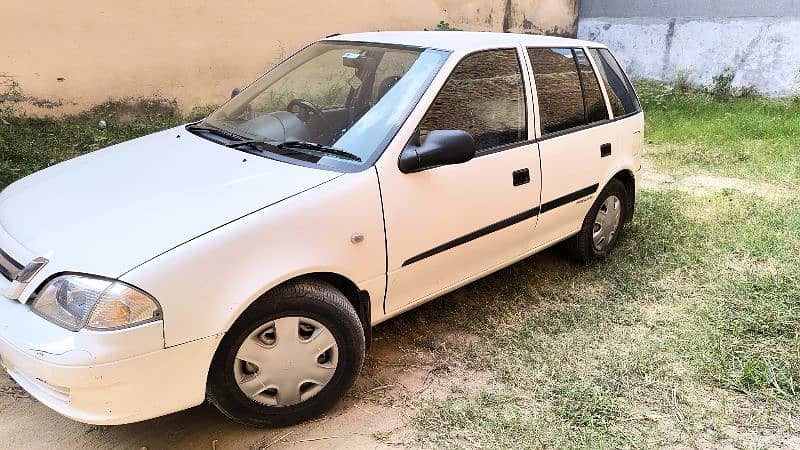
(207, 278, 365, 427)
(570, 179, 628, 264)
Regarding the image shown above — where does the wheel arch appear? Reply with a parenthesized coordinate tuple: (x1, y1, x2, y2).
(303, 272, 373, 350)
(202, 271, 374, 397)
(608, 168, 636, 223)
(218, 271, 373, 354)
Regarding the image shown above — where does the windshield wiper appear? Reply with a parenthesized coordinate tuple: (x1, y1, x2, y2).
(186, 122, 243, 140)
(225, 139, 312, 160)
(226, 139, 362, 163)
(278, 140, 362, 162)
(226, 139, 282, 152)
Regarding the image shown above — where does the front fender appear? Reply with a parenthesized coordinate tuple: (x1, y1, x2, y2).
(121, 169, 386, 347)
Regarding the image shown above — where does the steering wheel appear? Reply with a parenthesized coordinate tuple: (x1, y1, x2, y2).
(286, 98, 336, 138)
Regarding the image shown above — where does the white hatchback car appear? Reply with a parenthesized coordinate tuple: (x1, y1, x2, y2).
(0, 31, 643, 426)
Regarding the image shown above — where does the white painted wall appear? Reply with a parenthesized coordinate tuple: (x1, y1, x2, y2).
(579, 17, 800, 96)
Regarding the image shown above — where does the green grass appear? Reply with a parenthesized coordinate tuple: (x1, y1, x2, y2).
(637, 82, 800, 185)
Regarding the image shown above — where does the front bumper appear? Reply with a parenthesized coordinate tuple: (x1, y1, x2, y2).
(0, 283, 219, 425)
(0, 332, 218, 425)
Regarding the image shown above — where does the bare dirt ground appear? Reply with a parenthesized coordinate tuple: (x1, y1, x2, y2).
(0, 307, 489, 449)
(0, 155, 790, 449)
(638, 157, 790, 198)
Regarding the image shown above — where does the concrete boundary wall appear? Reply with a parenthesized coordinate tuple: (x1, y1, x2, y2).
(580, 0, 800, 18)
(579, 17, 800, 96)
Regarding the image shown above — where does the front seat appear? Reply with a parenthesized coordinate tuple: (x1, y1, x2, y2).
(376, 76, 402, 100)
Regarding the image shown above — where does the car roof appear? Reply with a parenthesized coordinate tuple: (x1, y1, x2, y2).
(324, 31, 604, 52)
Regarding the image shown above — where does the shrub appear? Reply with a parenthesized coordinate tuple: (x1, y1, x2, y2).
(434, 20, 461, 31)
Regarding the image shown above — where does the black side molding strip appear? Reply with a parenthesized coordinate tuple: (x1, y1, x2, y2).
(402, 207, 540, 267)
(401, 184, 599, 267)
(540, 183, 599, 214)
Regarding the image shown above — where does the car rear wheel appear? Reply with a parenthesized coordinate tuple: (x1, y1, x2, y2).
(571, 179, 628, 263)
(207, 278, 365, 427)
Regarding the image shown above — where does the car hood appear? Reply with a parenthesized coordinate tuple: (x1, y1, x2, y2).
(0, 126, 341, 277)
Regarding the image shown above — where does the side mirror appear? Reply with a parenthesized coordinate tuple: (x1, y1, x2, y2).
(231, 87, 241, 99)
(398, 130, 476, 173)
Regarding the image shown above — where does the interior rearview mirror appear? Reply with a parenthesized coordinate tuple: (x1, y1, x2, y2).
(398, 130, 476, 173)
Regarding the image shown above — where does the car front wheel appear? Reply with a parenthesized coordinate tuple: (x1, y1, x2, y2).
(207, 278, 365, 427)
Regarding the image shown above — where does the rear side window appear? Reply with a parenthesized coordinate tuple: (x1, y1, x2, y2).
(588, 48, 640, 117)
(574, 49, 609, 123)
(418, 49, 527, 151)
(528, 48, 585, 134)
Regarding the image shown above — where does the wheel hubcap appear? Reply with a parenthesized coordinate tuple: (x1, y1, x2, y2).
(592, 195, 622, 252)
(234, 316, 338, 407)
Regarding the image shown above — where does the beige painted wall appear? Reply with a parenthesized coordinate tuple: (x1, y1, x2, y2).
(0, 0, 578, 114)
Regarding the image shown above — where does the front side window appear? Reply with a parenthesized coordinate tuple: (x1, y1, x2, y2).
(202, 42, 449, 170)
(417, 49, 527, 152)
(529, 48, 586, 135)
(588, 48, 641, 117)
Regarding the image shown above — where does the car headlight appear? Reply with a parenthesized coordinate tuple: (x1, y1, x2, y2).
(32, 274, 162, 331)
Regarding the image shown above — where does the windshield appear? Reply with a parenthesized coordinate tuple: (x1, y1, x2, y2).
(203, 41, 450, 170)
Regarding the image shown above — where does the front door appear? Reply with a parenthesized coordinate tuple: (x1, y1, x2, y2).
(376, 47, 542, 313)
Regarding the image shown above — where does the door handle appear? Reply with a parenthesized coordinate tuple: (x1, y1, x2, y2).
(513, 168, 530, 186)
(600, 143, 612, 157)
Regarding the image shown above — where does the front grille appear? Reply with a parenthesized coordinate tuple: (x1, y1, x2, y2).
(0, 248, 23, 281)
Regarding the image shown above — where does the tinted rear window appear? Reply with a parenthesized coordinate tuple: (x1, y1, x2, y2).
(528, 48, 586, 135)
(574, 48, 609, 123)
(588, 48, 640, 117)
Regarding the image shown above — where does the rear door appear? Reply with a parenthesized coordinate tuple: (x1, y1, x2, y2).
(377, 47, 542, 313)
(526, 47, 614, 247)
(587, 48, 645, 174)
